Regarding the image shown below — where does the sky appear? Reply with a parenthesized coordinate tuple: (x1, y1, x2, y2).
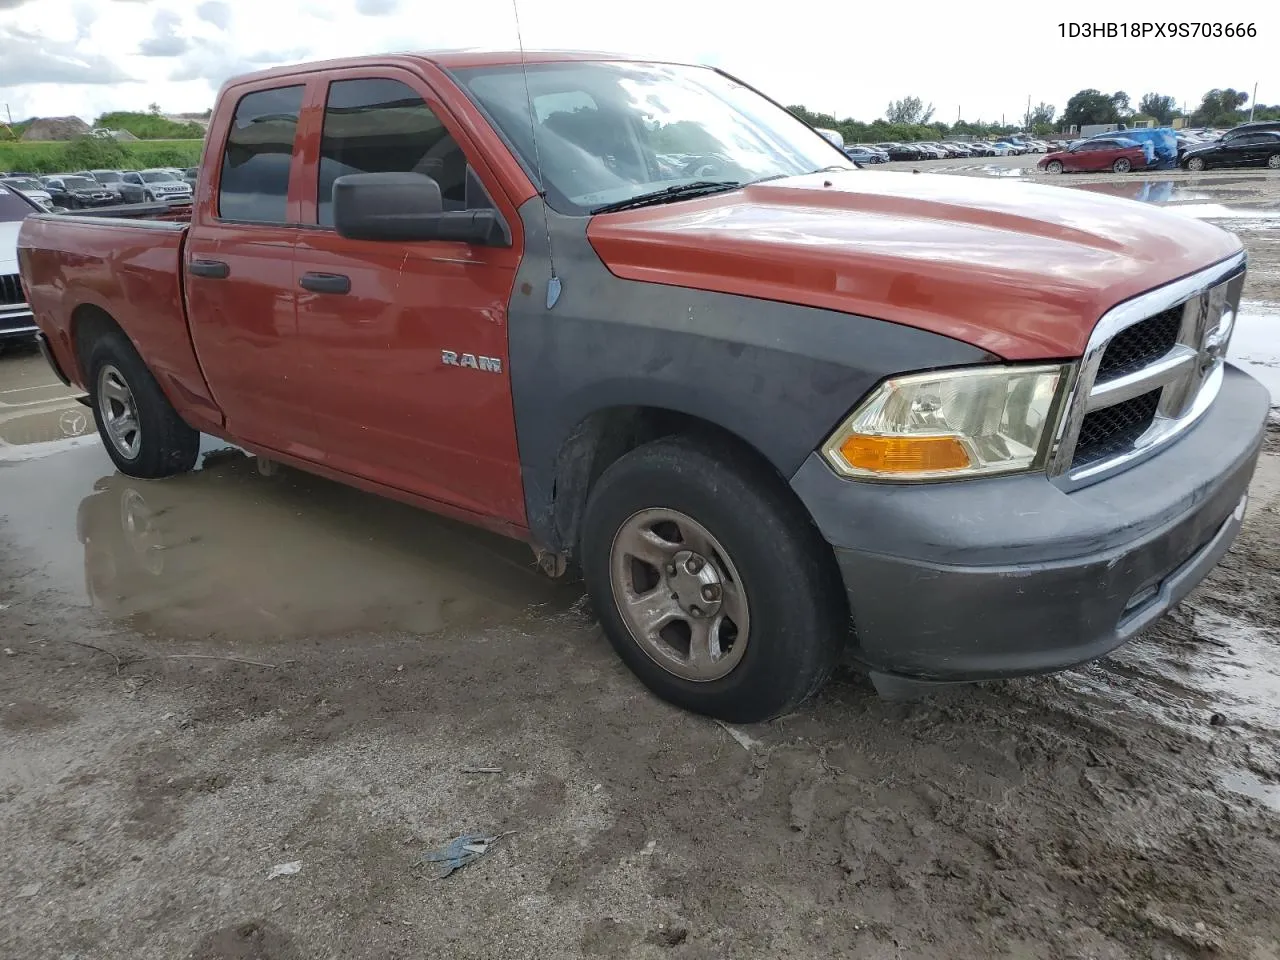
(0, 0, 1276, 127)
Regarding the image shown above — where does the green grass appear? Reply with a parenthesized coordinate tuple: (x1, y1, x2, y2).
(0, 139, 205, 175)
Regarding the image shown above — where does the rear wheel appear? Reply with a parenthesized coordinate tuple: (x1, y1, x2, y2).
(580, 438, 847, 722)
(1112, 157, 1132, 173)
(1187, 156, 1207, 172)
(1268, 154, 1280, 170)
(87, 330, 199, 478)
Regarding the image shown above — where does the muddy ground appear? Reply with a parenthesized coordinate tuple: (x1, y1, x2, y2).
(3, 169, 1280, 960)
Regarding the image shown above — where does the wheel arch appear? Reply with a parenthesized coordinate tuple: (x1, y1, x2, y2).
(539, 401, 817, 567)
(70, 302, 129, 384)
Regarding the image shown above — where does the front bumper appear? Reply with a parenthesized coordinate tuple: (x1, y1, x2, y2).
(791, 365, 1271, 683)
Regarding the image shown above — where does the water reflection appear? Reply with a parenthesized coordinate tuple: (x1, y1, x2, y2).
(76, 451, 576, 643)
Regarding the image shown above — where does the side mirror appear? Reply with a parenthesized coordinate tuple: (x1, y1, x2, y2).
(332, 172, 509, 246)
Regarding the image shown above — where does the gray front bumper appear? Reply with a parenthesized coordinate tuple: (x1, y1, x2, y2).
(791, 364, 1271, 681)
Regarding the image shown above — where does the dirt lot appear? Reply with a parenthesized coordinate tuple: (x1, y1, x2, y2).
(4, 169, 1280, 960)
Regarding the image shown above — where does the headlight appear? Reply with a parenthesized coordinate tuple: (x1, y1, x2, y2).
(822, 364, 1071, 481)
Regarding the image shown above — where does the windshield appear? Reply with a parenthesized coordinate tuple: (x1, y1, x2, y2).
(0, 184, 38, 222)
(94, 171, 122, 183)
(63, 177, 98, 190)
(455, 61, 850, 214)
(141, 171, 176, 182)
(3, 178, 43, 191)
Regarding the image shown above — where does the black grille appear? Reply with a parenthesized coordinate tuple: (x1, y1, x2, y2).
(1073, 390, 1161, 468)
(1096, 307, 1182, 382)
(0, 273, 25, 306)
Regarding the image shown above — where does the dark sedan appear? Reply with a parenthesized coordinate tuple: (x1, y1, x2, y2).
(1181, 130, 1280, 171)
(873, 142, 922, 161)
(40, 176, 118, 209)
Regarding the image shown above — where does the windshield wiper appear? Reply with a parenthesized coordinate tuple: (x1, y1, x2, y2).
(590, 180, 742, 215)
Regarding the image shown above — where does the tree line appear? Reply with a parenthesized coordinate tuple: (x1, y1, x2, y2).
(791, 88, 1279, 145)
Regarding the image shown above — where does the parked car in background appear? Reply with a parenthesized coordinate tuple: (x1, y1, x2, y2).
(844, 145, 888, 164)
(40, 176, 118, 209)
(964, 141, 996, 156)
(1181, 130, 1280, 171)
(940, 142, 974, 157)
(0, 176, 54, 211)
(914, 143, 947, 159)
(1039, 137, 1146, 173)
(1220, 120, 1280, 139)
(120, 169, 194, 203)
(1, 183, 40, 345)
(994, 141, 1025, 155)
(874, 142, 922, 161)
(77, 169, 147, 204)
(182, 167, 199, 184)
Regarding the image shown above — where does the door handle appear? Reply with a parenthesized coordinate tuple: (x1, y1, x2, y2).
(189, 259, 229, 279)
(299, 272, 351, 295)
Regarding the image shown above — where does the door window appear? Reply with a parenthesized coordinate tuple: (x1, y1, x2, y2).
(316, 77, 492, 228)
(218, 84, 304, 223)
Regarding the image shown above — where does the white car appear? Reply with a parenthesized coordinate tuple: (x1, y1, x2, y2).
(0, 183, 41, 345)
(121, 169, 194, 203)
(0, 176, 54, 211)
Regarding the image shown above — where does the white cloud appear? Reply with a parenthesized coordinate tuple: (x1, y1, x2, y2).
(0, 0, 1275, 126)
(138, 8, 188, 56)
(195, 0, 231, 30)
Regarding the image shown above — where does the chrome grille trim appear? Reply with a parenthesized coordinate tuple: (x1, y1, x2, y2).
(1049, 251, 1247, 491)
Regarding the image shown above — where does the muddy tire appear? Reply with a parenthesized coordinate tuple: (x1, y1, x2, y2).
(580, 437, 847, 723)
(1112, 157, 1132, 173)
(1045, 160, 1063, 174)
(87, 330, 199, 479)
(1186, 156, 1207, 172)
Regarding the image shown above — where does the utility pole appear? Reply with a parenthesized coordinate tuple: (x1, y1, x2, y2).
(1250, 82, 1257, 121)
(1026, 93, 1031, 130)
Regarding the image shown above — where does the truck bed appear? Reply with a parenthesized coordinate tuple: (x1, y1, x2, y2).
(17, 212, 221, 431)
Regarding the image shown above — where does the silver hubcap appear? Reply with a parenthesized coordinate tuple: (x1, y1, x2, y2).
(1190, 158, 1205, 171)
(1116, 160, 1129, 172)
(98, 364, 141, 460)
(1269, 155, 1280, 169)
(1048, 162, 1061, 173)
(610, 508, 750, 682)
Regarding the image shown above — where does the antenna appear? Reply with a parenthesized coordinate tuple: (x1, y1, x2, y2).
(510, 0, 561, 308)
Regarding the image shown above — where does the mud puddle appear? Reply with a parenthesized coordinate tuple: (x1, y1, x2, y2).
(2, 443, 576, 646)
(1233, 301, 1280, 401)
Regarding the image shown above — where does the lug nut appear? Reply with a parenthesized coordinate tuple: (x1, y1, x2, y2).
(701, 585, 720, 602)
(686, 557, 703, 574)
(690, 605, 704, 617)
(665, 563, 677, 576)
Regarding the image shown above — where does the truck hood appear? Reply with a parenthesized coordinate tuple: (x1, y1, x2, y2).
(585, 171, 1243, 360)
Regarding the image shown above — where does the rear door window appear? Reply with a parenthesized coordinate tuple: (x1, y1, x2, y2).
(316, 77, 493, 227)
(218, 85, 304, 223)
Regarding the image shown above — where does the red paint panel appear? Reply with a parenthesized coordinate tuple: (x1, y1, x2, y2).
(587, 170, 1243, 361)
(17, 216, 221, 431)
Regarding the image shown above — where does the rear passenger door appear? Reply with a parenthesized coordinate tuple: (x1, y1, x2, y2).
(184, 82, 319, 456)
(291, 69, 526, 524)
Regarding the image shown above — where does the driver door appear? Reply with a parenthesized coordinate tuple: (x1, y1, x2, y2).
(290, 69, 527, 524)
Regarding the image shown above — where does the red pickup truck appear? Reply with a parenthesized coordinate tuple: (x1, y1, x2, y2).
(17, 52, 1270, 721)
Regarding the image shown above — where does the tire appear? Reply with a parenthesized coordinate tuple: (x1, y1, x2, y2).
(1268, 154, 1280, 170)
(1046, 160, 1063, 174)
(86, 330, 199, 479)
(1187, 156, 1207, 172)
(580, 437, 847, 722)
(1112, 158, 1132, 173)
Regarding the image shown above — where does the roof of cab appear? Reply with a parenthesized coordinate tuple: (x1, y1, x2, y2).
(226, 49, 684, 86)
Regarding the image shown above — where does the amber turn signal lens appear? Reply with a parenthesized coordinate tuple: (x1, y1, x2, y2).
(838, 434, 972, 474)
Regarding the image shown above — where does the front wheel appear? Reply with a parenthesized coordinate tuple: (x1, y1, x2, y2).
(1186, 156, 1207, 172)
(1112, 158, 1132, 173)
(1045, 160, 1063, 174)
(580, 438, 847, 722)
(1268, 154, 1280, 170)
(87, 330, 200, 478)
